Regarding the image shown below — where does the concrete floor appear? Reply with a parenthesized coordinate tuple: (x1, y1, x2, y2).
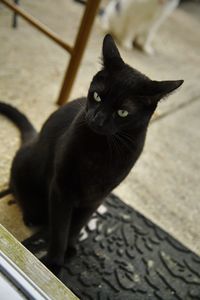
(0, 1, 200, 254)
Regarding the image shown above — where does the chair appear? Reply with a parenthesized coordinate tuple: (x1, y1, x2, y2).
(0, 0, 101, 105)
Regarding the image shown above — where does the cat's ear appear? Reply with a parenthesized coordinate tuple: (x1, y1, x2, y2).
(102, 34, 124, 69)
(146, 80, 184, 103)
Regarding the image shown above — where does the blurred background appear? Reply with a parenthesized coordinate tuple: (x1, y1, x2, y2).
(0, 0, 200, 256)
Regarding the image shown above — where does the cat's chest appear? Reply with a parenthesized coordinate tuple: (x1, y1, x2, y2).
(63, 128, 144, 201)
(78, 143, 136, 196)
(76, 148, 133, 205)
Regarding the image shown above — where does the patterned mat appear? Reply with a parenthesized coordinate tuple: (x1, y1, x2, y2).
(23, 194, 200, 300)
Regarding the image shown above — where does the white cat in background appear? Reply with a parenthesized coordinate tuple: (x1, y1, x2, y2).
(99, 0, 180, 54)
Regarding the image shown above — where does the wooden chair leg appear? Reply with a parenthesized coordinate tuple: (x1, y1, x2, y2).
(57, 0, 101, 106)
(1, 0, 101, 106)
(12, 0, 19, 28)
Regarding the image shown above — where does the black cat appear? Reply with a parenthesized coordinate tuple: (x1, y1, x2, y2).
(0, 35, 183, 275)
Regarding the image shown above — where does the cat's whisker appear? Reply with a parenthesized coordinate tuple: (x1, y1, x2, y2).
(77, 116, 87, 125)
(74, 119, 87, 131)
(118, 131, 135, 146)
(112, 135, 125, 158)
(110, 135, 122, 159)
(114, 133, 132, 153)
(106, 136, 114, 168)
(76, 100, 85, 108)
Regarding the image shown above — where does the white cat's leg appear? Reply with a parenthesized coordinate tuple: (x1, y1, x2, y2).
(121, 27, 136, 50)
(98, 8, 110, 32)
(135, 30, 155, 55)
(135, 14, 166, 55)
(135, 0, 180, 55)
(140, 25, 159, 55)
(121, 35, 134, 50)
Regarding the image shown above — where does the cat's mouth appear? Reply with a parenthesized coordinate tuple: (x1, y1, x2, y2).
(88, 122, 110, 135)
(85, 112, 117, 136)
(92, 127, 111, 135)
(86, 118, 114, 136)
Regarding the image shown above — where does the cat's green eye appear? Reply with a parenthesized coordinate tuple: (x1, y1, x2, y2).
(117, 110, 129, 118)
(93, 92, 101, 102)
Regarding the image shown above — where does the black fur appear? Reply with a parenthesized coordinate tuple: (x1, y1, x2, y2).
(0, 188, 11, 198)
(0, 102, 36, 144)
(0, 35, 183, 276)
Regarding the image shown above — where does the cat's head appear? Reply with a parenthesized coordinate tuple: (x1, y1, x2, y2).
(86, 34, 183, 135)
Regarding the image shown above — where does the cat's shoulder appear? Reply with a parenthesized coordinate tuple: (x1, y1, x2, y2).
(52, 97, 87, 120)
(40, 97, 87, 136)
(60, 97, 87, 113)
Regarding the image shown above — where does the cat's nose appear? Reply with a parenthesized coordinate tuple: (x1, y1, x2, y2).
(93, 112, 105, 127)
(92, 120, 104, 130)
(90, 116, 106, 133)
(96, 118, 104, 127)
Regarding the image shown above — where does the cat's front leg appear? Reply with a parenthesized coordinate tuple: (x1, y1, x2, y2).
(134, 32, 155, 55)
(42, 181, 74, 276)
(121, 32, 135, 50)
(67, 203, 100, 252)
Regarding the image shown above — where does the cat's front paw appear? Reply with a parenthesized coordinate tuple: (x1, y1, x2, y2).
(40, 255, 62, 277)
(23, 215, 36, 227)
(23, 213, 43, 227)
(65, 245, 77, 258)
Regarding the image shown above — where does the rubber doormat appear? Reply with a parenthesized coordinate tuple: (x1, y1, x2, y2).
(23, 194, 200, 300)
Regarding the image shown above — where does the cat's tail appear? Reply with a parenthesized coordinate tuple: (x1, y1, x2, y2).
(0, 188, 11, 199)
(0, 102, 37, 198)
(0, 102, 37, 145)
